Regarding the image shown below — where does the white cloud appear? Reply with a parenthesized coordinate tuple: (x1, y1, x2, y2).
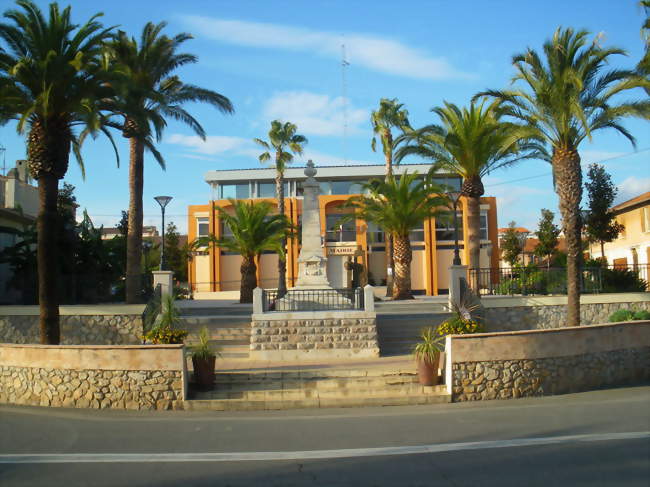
(616, 176, 650, 204)
(580, 150, 626, 166)
(165, 134, 251, 155)
(181, 16, 470, 80)
(295, 149, 375, 167)
(262, 91, 368, 136)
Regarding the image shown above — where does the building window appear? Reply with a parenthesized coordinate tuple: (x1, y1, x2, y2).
(256, 182, 290, 198)
(325, 214, 356, 242)
(480, 214, 488, 240)
(330, 180, 363, 195)
(366, 221, 385, 244)
(409, 222, 425, 242)
(642, 207, 650, 233)
(220, 221, 234, 238)
(220, 183, 250, 199)
(197, 217, 209, 238)
(435, 213, 463, 241)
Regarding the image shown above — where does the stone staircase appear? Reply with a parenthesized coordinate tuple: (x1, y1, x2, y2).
(180, 306, 251, 360)
(185, 365, 450, 411)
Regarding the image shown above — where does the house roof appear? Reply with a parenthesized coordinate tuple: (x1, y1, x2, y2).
(611, 191, 650, 214)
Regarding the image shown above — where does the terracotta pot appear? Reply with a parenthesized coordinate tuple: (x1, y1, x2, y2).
(192, 355, 216, 390)
(417, 356, 440, 386)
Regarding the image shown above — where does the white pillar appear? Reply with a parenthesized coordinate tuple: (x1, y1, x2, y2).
(448, 265, 468, 309)
(152, 270, 174, 298)
(363, 285, 375, 313)
(253, 287, 263, 315)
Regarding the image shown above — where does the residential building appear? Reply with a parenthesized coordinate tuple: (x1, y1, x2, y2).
(587, 192, 650, 271)
(187, 163, 500, 295)
(100, 225, 159, 240)
(497, 226, 566, 267)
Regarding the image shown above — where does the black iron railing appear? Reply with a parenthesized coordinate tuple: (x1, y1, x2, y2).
(468, 267, 603, 296)
(262, 287, 364, 312)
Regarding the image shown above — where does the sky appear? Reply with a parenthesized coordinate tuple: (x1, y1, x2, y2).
(0, 0, 648, 234)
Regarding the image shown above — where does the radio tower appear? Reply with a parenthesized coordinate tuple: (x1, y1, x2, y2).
(341, 43, 350, 165)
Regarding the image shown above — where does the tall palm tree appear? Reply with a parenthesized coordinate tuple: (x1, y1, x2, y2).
(344, 171, 449, 300)
(0, 1, 116, 343)
(395, 100, 538, 278)
(371, 98, 412, 296)
(104, 22, 233, 304)
(195, 200, 293, 303)
(478, 27, 650, 326)
(254, 120, 307, 295)
(639, 1, 650, 94)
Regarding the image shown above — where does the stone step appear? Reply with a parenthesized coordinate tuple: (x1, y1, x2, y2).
(184, 391, 450, 411)
(212, 367, 417, 382)
(181, 317, 251, 326)
(179, 307, 252, 317)
(211, 376, 420, 390)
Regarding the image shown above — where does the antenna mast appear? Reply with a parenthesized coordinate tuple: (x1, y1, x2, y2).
(341, 43, 350, 165)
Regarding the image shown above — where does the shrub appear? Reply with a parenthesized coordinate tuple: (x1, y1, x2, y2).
(634, 310, 650, 320)
(608, 308, 650, 322)
(413, 327, 444, 363)
(600, 268, 647, 293)
(143, 325, 188, 344)
(436, 315, 485, 336)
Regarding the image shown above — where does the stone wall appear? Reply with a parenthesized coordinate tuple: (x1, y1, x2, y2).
(483, 293, 650, 331)
(250, 311, 379, 360)
(0, 343, 186, 410)
(0, 305, 145, 345)
(446, 321, 650, 402)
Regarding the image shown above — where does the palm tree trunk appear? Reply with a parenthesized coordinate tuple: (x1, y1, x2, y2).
(553, 147, 582, 326)
(600, 241, 605, 260)
(37, 173, 60, 344)
(240, 255, 257, 303)
(393, 234, 414, 300)
(126, 137, 145, 304)
(466, 195, 481, 276)
(384, 137, 395, 298)
(276, 171, 287, 296)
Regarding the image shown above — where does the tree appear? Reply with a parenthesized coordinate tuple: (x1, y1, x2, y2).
(254, 120, 307, 295)
(501, 222, 524, 267)
(395, 100, 537, 278)
(370, 98, 412, 297)
(164, 222, 188, 282)
(0, 1, 116, 343)
(344, 171, 449, 300)
(196, 200, 293, 303)
(584, 164, 624, 258)
(104, 22, 233, 304)
(479, 27, 650, 326)
(534, 209, 561, 267)
(638, 1, 650, 94)
(117, 210, 129, 237)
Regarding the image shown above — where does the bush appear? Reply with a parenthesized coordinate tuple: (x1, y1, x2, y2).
(608, 308, 650, 322)
(143, 325, 188, 344)
(600, 268, 647, 293)
(436, 315, 485, 336)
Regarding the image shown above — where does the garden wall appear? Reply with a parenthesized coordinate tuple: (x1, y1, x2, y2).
(445, 321, 650, 402)
(0, 304, 145, 344)
(482, 293, 650, 331)
(0, 343, 186, 410)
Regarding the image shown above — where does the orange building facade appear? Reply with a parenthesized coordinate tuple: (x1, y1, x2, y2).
(188, 164, 500, 295)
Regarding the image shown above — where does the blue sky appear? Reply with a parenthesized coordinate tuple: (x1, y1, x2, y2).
(0, 0, 648, 234)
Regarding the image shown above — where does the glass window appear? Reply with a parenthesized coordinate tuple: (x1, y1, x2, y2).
(220, 183, 250, 199)
(319, 181, 332, 195)
(330, 180, 363, 195)
(435, 213, 463, 241)
(197, 217, 209, 238)
(256, 182, 289, 198)
(366, 221, 385, 244)
(325, 214, 355, 242)
(433, 176, 462, 192)
(220, 221, 234, 238)
(409, 221, 425, 242)
(480, 214, 488, 240)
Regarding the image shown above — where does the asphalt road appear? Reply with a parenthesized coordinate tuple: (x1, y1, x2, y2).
(1, 385, 649, 486)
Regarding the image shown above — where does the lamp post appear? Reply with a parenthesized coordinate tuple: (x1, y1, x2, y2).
(154, 196, 173, 270)
(447, 190, 462, 266)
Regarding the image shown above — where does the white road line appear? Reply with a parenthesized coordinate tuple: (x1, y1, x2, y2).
(1, 431, 648, 463)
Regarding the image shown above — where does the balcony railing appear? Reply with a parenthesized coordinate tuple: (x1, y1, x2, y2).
(262, 287, 364, 312)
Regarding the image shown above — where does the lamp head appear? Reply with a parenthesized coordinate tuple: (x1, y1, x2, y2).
(154, 195, 173, 209)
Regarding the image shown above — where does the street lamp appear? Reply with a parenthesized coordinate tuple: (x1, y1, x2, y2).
(447, 190, 462, 266)
(154, 195, 173, 270)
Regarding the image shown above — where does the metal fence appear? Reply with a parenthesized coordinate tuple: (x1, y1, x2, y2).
(469, 267, 603, 296)
(262, 287, 364, 312)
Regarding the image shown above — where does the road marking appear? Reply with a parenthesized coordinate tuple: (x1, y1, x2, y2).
(1, 432, 648, 463)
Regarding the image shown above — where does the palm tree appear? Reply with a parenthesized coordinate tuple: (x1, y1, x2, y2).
(0, 1, 116, 343)
(371, 98, 411, 296)
(639, 1, 650, 94)
(394, 100, 538, 279)
(195, 200, 293, 303)
(104, 22, 233, 304)
(344, 171, 449, 300)
(478, 27, 650, 326)
(254, 120, 307, 295)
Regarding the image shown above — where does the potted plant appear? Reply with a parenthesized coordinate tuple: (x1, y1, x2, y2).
(413, 327, 444, 386)
(188, 326, 219, 390)
(142, 294, 189, 344)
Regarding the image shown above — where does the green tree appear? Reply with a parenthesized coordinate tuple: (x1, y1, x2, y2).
(501, 222, 523, 267)
(638, 1, 650, 94)
(254, 120, 307, 295)
(164, 222, 188, 282)
(0, 1, 116, 343)
(104, 22, 233, 304)
(479, 27, 650, 326)
(195, 200, 293, 303)
(583, 164, 624, 259)
(371, 98, 411, 297)
(534, 209, 561, 268)
(395, 100, 538, 277)
(344, 171, 449, 300)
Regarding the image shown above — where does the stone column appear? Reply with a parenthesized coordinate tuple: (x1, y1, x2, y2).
(448, 265, 468, 309)
(152, 270, 174, 298)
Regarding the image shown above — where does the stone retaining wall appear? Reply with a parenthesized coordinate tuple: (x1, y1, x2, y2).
(250, 311, 380, 360)
(483, 293, 650, 331)
(0, 344, 186, 410)
(0, 305, 145, 344)
(446, 321, 650, 402)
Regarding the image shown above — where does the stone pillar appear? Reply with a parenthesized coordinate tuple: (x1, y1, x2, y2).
(152, 270, 174, 298)
(253, 287, 263, 315)
(448, 265, 468, 309)
(364, 285, 375, 313)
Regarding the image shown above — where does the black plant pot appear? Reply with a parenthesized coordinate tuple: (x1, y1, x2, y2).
(192, 355, 216, 390)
